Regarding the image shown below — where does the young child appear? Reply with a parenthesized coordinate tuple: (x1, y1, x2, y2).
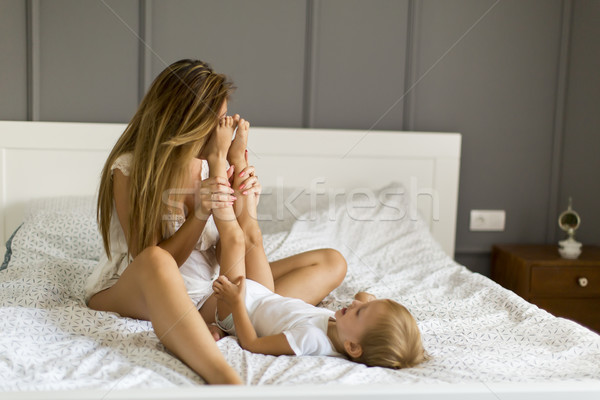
(209, 138, 426, 368)
(202, 108, 425, 369)
(213, 275, 426, 369)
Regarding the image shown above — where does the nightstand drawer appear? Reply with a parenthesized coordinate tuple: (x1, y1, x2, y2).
(530, 266, 600, 297)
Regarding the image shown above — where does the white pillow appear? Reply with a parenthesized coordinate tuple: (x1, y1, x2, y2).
(3, 182, 420, 269)
(6, 196, 102, 266)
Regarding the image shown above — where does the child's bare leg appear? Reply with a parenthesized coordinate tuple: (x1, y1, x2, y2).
(207, 154, 245, 282)
(226, 117, 346, 301)
(226, 117, 274, 290)
(203, 117, 245, 319)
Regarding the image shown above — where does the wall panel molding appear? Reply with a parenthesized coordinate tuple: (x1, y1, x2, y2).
(0, 0, 27, 120)
(302, 0, 318, 129)
(546, 0, 573, 244)
(26, 0, 40, 121)
(139, 0, 153, 102)
(403, 0, 419, 131)
(557, 0, 600, 247)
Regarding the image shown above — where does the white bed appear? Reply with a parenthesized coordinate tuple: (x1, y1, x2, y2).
(1, 121, 599, 399)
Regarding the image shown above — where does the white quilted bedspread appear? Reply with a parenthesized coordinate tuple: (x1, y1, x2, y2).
(1, 185, 599, 391)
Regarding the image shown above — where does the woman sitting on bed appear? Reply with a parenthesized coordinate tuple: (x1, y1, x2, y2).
(205, 114, 426, 369)
(84, 59, 347, 385)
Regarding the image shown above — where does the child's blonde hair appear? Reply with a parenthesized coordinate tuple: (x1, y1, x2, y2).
(354, 299, 426, 369)
(97, 59, 234, 258)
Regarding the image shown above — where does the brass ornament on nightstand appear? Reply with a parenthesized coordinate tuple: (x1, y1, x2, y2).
(557, 197, 582, 259)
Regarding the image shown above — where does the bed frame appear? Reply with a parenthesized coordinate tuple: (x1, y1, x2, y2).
(3, 121, 600, 399)
(0, 120, 461, 259)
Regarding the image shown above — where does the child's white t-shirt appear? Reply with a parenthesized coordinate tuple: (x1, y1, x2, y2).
(242, 279, 342, 357)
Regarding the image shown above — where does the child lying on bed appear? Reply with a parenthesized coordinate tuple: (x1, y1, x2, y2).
(213, 276, 424, 368)
(213, 275, 425, 369)
(203, 112, 425, 369)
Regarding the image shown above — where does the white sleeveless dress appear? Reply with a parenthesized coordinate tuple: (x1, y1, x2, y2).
(84, 153, 221, 309)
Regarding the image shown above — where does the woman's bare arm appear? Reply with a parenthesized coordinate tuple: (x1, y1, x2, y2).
(157, 211, 209, 266)
(113, 169, 212, 265)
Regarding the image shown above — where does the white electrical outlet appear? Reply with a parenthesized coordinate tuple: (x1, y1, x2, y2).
(470, 210, 506, 231)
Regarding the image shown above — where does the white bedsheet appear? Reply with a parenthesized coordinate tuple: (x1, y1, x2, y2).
(1, 185, 599, 391)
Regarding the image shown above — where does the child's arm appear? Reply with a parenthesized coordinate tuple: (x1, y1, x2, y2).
(354, 291, 376, 303)
(213, 276, 294, 356)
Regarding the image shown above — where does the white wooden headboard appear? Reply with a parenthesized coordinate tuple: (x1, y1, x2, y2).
(0, 121, 460, 258)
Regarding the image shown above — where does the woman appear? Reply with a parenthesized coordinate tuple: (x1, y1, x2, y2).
(85, 59, 347, 384)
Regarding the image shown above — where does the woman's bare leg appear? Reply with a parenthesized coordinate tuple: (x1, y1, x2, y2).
(88, 246, 241, 384)
(270, 249, 347, 305)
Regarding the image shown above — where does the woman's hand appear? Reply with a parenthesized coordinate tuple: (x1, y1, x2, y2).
(194, 175, 236, 220)
(212, 275, 245, 306)
(236, 165, 262, 199)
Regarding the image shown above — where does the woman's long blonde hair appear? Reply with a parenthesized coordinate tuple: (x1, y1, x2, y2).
(97, 59, 234, 258)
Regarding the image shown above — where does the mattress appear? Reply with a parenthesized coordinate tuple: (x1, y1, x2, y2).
(1, 183, 599, 390)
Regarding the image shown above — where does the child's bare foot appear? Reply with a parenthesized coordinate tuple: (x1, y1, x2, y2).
(227, 115, 249, 166)
(200, 116, 236, 161)
(208, 323, 226, 341)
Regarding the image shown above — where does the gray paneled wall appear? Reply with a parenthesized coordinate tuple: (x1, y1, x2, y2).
(151, 0, 307, 127)
(409, 0, 565, 272)
(559, 0, 600, 248)
(0, 0, 27, 120)
(310, 0, 409, 130)
(1, 0, 598, 276)
(38, 0, 139, 122)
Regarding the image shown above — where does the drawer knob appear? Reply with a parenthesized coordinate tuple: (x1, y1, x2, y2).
(578, 277, 588, 287)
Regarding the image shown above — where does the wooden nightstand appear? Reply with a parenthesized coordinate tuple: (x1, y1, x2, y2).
(491, 244, 600, 333)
